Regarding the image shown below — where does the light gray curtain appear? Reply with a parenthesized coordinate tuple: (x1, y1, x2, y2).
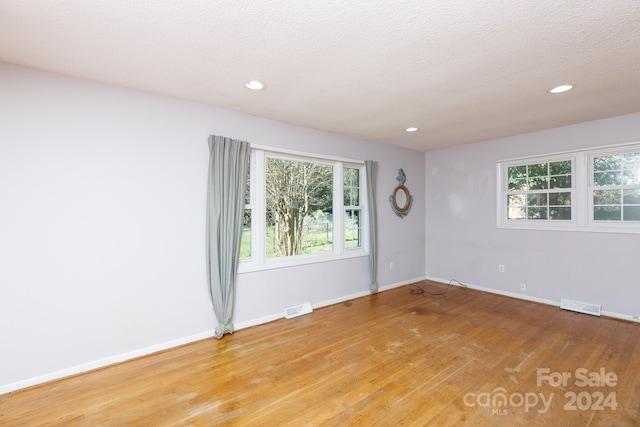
(206, 135, 250, 338)
(365, 161, 378, 293)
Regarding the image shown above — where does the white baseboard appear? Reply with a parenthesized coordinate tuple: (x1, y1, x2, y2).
(426, 275, 640, 323)
(235, 276, 426, 329)
(0, 330, 217, 395)
(1, 276, 426, 395)
(600, 310, 640, 323)
(312, 276, 427, 310)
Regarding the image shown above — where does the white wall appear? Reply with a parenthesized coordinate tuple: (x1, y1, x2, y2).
(425, 112, 640, 319)
(0, 62, 425, 392)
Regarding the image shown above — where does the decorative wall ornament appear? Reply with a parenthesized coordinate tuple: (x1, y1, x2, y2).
(389, 168, 413, 218)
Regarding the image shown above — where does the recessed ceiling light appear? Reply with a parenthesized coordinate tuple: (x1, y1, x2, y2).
(245, 80, 265, 90)
(405, 127, 419, 132)
(548, 84, 574, 94)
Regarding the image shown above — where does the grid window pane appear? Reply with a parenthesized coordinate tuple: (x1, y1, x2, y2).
(508, 194, 526, 207)
(550, 160, 571, 175)
(528, 177, 549, 190)
(528, 163, 548, 176)
(505, 158, 572, 222)
(527, 194, 547, 207)
(623, 152, 640, 182)
(345, 209, 361, 248)
(527, 207, 547, 220)
(593, 190, 621, 205)
(594, 155, 623, 172)
(507, 194, 526, 219)
(623, 206, 640, 221)
(592, 151, 640, 223)
(353, 189, 360, 206)
(344, 167, 362, 249)
(623, 189, 640, 204)
(550, 175, 571, 188)
(624, 152, 640, 167)
(594, 206, 621, 221)
(240, 209, 251, 259)
(344, 168, 360, 206)
(594, 171, 622, 186)
(549, 192, 571, 206)
(508, 165, 526, 179)
(623, 170, 640, 185)
(508, 177, 527, 191)
(550, 207, 571, 220)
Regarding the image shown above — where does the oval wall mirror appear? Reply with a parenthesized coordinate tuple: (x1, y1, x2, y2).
(389, 169, 413, 218)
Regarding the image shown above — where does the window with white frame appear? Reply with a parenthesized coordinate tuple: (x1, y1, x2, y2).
(505, 159, 573, 221)
(589, 150, 640, 223)
(240, 147, 367, 271)
(498, 141, 640, 233)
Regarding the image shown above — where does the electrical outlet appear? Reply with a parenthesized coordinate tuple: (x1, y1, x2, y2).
(520, 283, 526, 292)
(389, 261, 395, 270)
(499, 265, 505, 273)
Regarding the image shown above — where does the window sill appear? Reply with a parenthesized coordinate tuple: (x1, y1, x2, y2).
(498, 221, 640, 234)
(237, 249, 369, 274)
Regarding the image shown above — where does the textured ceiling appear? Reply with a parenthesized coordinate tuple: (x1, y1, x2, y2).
(1, 1, 640, 151)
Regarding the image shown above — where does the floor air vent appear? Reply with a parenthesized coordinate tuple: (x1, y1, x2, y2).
(284, 302, 313, 319)
(560, 299, 601, 317)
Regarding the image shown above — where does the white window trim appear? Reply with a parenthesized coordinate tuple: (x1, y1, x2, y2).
(239, 146, 369, 274)
(497, 141, 640, 234)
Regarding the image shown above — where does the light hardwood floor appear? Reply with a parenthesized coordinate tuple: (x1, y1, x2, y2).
(1, 281, 639, 426)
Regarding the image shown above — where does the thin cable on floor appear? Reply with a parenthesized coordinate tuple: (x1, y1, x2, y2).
(409, 279, 467, 296)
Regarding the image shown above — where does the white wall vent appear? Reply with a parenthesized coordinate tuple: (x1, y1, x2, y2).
(560, 299, 601, 317)
(284, 302, 313, 319)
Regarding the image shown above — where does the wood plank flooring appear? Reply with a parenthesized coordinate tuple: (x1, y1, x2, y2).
(1, 281, 639, 426)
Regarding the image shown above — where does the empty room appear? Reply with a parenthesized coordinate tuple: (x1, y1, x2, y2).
(1, 2, 639, 426)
